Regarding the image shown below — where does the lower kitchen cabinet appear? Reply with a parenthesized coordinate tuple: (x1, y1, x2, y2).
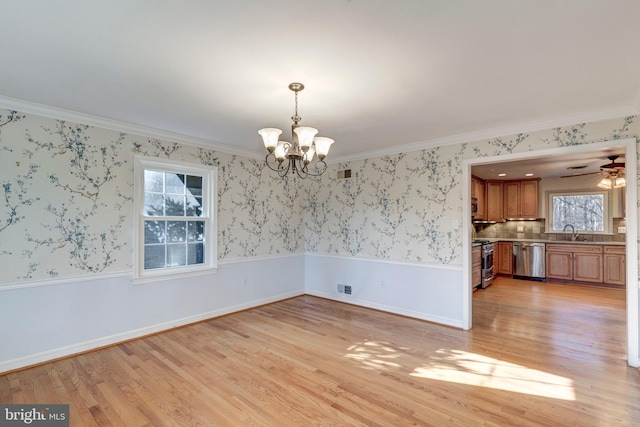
(573, 252, 603, 283)
(496, 241, 513, 275)
(546, 244, 604, 284)
(603, 245, 626, 286)
(546, 250, 573, 281)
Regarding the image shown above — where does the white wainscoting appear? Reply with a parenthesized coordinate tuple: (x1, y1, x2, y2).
(304, 254, 464, 328)
(0, 255, 305, 373)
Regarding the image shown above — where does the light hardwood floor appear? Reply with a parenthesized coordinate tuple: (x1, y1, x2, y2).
(2, 278, 639, 426)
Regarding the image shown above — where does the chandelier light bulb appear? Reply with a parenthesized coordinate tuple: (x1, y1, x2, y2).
(304, 145, 316, 165)
(313, 137, 334, 160)
(274, 141, 288, 162)
(258, 128, 282, 153)
(293, 127, 318, 151)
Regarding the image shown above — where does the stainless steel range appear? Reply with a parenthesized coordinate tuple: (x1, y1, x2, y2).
(474, 240, 495, 289)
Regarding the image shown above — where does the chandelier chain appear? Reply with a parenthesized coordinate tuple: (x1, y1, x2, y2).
(291, 89, 301, 124)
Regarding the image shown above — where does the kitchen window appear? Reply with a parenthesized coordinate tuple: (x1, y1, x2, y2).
(134, 156, 217, 281)
(547, 190, 610, 233)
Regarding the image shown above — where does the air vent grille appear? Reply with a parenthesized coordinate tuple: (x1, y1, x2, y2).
(337, 169, 352, 179)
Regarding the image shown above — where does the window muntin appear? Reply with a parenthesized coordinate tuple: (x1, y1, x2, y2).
(548, 190, 609, 233)
(134, 157, 217, 279)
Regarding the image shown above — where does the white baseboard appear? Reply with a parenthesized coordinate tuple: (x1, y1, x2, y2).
(0, 290, 304, 373)
(306, 290, 463, 329)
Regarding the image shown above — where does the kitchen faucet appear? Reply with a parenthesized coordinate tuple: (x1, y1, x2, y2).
(562, 224, 579, 241)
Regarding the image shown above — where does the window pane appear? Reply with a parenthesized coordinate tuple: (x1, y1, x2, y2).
(188, 221, 204, 242)
(165, 195, 186, 216)
(144, 170, 164, 193)
(138, 159, 216, 275)
(167, 221, 186, 242)
(144, 193, 165, 216)
(167, 244, 186, 266)
(144, 245, 166, 269)
(188, 243, 204, 265)
(186, 175, 203, 196)
(165, 173, 185, 195)
(144, 221, 166, 244)
(186, 197, 203, 217)
(552, 194, 604, 231)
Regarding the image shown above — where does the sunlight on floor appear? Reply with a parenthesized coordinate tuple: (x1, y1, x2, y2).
(411, 349, 576, 401)
(344, 340, 405, 370)
(344, 342, 575, 401)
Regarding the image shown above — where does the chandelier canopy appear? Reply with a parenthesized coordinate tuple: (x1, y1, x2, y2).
(258, 83, 334, 178)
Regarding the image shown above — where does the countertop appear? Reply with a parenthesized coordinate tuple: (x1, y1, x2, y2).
(475, 238, 625, 246)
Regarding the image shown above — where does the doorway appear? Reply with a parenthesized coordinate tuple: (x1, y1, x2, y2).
(462, 138, 638, 367)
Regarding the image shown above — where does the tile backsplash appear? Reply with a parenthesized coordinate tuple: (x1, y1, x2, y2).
(474, 219, 626, 242)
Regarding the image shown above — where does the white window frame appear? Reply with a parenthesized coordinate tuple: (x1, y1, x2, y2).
(133, 155, 217, 282)
(546, 189, 611, 234)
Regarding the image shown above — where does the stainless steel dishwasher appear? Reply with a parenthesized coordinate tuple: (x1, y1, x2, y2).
(513, 242, 546, 281)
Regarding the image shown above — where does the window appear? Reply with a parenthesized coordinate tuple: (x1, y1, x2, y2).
(134, 156, 217, 280)
(547, 190, 609, 233)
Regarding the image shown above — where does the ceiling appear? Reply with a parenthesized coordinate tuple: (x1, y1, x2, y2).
(471, 149, 626, 181)
(1, 1, 639, 161)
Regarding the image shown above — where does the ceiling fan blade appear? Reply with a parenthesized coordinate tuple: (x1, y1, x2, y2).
(560, 172, 601, 178)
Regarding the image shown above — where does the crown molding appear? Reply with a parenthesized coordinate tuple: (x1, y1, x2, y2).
(330, 106, 638, 164)
(1, 95, 636, 165)
(0, 95, 263, 160)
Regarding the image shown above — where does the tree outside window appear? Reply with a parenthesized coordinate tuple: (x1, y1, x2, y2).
(549, 191, 608, 232)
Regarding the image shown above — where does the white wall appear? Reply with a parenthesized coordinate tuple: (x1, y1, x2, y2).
(0, 256, 305, 372)
(304, 254, 463, 327)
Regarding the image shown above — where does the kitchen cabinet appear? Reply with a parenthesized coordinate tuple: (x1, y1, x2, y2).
(472, 245, 482, 288)
(496, 241, 513, 275)
(485, 181, 503, 222)
(574, 252, 604, 283)
(503, 179, 539, 219)
(603, 245, 625, 286)
(546, 244, 603, 283)
(471, 176, 486, 220)
(546, 250, 573, 280)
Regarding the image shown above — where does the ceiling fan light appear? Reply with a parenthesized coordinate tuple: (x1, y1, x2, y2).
(614, 176, 626, 188)
(597, 178, 613, 190)
(314, 137, 334, 159)
(258, 128, 282, 152)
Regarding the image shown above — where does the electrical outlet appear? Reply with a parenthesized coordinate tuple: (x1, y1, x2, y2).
(344, 285, 352, 295)
(517, 225, 524, 232)
(618, 226, 626, 234)
(337, 284, 345, 293)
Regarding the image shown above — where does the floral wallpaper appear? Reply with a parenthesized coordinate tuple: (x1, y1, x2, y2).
(304, 115, 640, 265)
(1, 106, 638, 285)
(0, 109, 304, 284)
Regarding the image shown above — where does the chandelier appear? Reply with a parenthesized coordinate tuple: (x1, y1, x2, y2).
(258, 82, 334, 178)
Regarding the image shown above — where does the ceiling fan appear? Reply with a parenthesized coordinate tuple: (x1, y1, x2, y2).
(560, 155, 625, 179)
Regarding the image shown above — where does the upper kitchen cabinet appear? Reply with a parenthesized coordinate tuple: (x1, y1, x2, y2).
(471, 176, 486, 220)
(503, 179, 540, 219)
(485, 181, 504, 222)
